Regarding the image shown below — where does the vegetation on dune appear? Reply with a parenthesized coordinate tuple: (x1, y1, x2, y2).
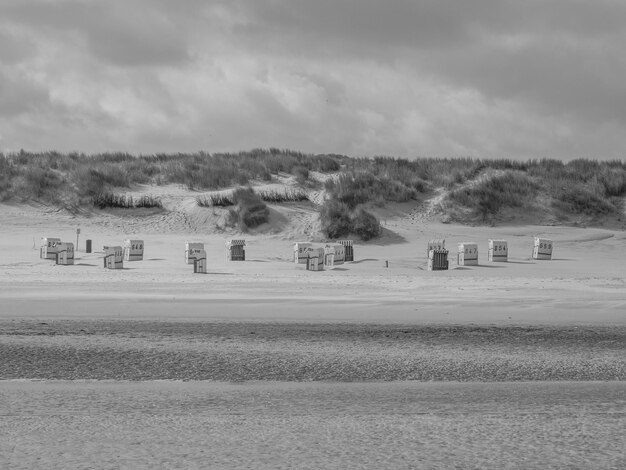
(196, 192, 235, 208)
(325, 172, 422, 207)
(1, 149, 624, 235)
(346, 156, 489, 189)
(226, 187, 270, 232)
(443, 160, 626, 223)
(527, 159, 626, 217)
(553, 187, 617, 216)
(292, 165, 310, 185)
(448, 171, 540, 222)
(92, 193, 163, 210)
(256, 188, 309, 203)
(196, 188, 309, 208)
(0, 148, 341, 200)
(319, 172, 410, 239)
(319, 200, 381, 240)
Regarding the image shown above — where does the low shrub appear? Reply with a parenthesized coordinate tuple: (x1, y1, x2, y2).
(310, 154, 342, 172)
(226, 187, 269, 231)
(22, 166, 65, 202)
(319, 200, 381, 240)
(597, 167, 626, 197)
(0, 155, 16, 199)
(80, 164, 130, 188)
(553, 186, 617, 216)
(447, 171, 539, 221)
(74, 168, 106, 199)
(263, 155, 294, 174)
(351, 207, 382, 240)
(326, 172, 419, 209)
(292, 166, 309, 185)
(320, 200, 353, 239)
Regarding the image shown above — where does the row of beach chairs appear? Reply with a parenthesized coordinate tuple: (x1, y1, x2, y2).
(40, 236, 554, 273)
(426, 237, 554, 271)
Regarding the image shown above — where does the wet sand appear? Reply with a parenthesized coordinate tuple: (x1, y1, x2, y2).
(1, 320, 624, 381)
(1, 380, 625, 469)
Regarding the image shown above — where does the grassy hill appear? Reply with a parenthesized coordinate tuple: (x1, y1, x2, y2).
(1, 149, 625, 238)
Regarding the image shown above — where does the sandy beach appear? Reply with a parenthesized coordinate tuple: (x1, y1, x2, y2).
(4, 0, 626, 465)
(1, 200, 625, 468)
(1, 198, 625, 325)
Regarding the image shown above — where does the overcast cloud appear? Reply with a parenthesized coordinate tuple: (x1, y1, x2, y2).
(1, 0, 624, 159)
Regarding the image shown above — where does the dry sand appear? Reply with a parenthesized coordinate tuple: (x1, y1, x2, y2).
(1, 196, 624, 325)
(1, 193, 625, 468)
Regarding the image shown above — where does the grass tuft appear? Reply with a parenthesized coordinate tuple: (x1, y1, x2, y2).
(196, 193, 235, 207)
(256, 188, 309, 203)
(92, 193, 162, 209)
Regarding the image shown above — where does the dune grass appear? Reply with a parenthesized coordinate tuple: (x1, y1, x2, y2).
(196, 188, 309, 208)
(196, 192, 235, 208)
(92, 193, 163, 210)
(447, 171, 540, 222)
(0, 149, 342, 199)
(1, 150, 624, 233)
(256, 188, 309, 203)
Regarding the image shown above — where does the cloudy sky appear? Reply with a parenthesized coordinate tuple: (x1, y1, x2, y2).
(1, 0, 625, 160)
